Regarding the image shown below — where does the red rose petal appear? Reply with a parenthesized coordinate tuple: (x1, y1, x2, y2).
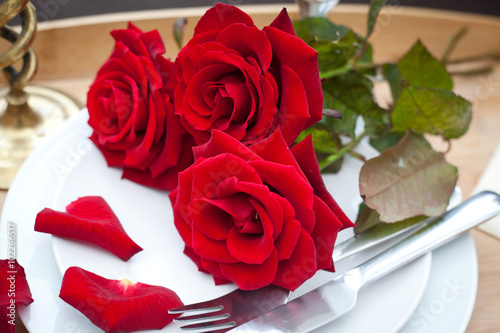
(150, 109, 195, 176)
(226, 214, 274, 265)
(193, 130, 261, 162)
(202, 194, 256, 223)
(191, 225, 238, 264)
(35, 196, 142, 261)
(263, 25, 323, 129)
(277, 64, 312, 146)
(111, 28, 150, 58)
(90, 133, 126, 168)
(219, 248, 279, 290)
(122, 166, 178, 191)
(214, 180, 284, 237)
(250, 160, 315, 234)
(170, 188, 194, 247)
(216, 24, 273, 71)
(190, 198, 236, 240)
(193, 3, 256, 36)
(269, 8, 297, 36)
(311, 196, 343, 271)
(248, 128, 305, 179)
(272, 196, 302, 260)
(273, 229, 317, 291)
(291, 135, 355, 230)
(1, 260, 33, 333)
(183, 246, 206, 272)
(190, 154, 262, 194)
(59, 267, 183, 333)
(200, 257, 228, 284)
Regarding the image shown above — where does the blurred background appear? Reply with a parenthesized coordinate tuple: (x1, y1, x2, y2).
(29, 0, 500, 22)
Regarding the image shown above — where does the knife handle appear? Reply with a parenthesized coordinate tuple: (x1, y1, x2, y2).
(356, 191, 500, 287)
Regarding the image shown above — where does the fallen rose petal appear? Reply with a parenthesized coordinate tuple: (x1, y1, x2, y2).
(35, 196, 142, 261)
(0, 260, 33, 333)
(59, 266, 183, 333)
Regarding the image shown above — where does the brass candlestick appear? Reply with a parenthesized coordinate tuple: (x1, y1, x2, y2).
(0, 0, 82, 189)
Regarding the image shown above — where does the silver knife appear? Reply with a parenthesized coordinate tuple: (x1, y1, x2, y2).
(228, 191, 500, 333)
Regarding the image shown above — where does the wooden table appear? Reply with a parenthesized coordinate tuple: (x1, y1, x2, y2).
(1, 4, 499, 332)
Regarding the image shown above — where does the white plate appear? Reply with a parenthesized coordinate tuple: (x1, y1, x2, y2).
(0, 110, 476, 332)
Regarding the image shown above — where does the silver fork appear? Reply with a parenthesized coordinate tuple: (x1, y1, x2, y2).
(168, 213, 429, 332)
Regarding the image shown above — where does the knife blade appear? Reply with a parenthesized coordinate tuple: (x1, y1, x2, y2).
(228, 191, 500, 333)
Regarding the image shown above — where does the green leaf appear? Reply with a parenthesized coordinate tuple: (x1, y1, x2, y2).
(357, 44, 376, 77)
(297, 125, 339, 154)
(359, 132, 458, 222)
(354, 203, 427, 233)
(382, 63, 402, 103)
(294, 18, 372, 77)
(366, 0, 389, 38)
(293, 17, 350, 42)
(363, 113, 391, 139)
(323, 71, 387, 120)
(354, 203, 427, 234)
(318, 152, 344, 173)
(391, 83, 472, 139)
(312, 30, 365, 73)
(354, 202, 381, 234)
(397, 40, 453, 90)
(323, 90, 358, 139)
(369, 131, 405, 152)
(322, 71, 390, 140)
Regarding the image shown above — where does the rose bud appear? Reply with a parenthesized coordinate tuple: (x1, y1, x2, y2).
(35, 196, 142, 261)
(0, 260, 33, 333)
(87, 22, 195, 191)
(171, 4, 324, 147)
(59, 266, 183, 333)
(169, 129, 353, 291)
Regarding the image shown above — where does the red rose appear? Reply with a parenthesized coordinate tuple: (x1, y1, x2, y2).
(87, 23, 195, 191)
(169, 129, 353, 291)
(171, 4, 323, 146)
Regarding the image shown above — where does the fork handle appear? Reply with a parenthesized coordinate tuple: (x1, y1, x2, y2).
(356, 191, 500, 287)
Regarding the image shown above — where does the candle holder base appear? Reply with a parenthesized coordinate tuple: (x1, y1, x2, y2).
(0, 85, 83, 189)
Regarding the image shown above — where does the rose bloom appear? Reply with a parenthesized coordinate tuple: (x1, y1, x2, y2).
(169, 129, 353, 291)
(87, 23, 195, 191)
(171, 3, 324, 147)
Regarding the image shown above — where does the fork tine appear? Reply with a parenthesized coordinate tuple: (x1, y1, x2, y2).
(175, 312, 230, 324)
(168, 302, 223, 315)
(179, 318, 237, 332)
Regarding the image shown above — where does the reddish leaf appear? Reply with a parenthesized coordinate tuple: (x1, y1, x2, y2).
(35, 196, 142, 261)
(359, 132, 457, 222)
(59, 267, 183, 333)
(0, 260, 33, 333)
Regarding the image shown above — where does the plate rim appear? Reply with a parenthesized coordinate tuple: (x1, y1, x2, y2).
(0, 110, 476, 332)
